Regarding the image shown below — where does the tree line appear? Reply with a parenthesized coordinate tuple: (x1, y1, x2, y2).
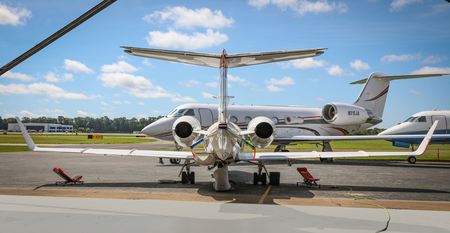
(0, 115, 163, 133)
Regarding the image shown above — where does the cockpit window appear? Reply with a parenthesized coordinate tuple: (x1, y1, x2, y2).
(184, 109, 195, 116)
(168, 109, 186, 117)
(416, 116, 426, 122)
(404, 117, 418, 122)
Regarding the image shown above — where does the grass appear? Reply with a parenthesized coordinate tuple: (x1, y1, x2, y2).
(0, 146, 31, 152)
(0, 133, 155, 144)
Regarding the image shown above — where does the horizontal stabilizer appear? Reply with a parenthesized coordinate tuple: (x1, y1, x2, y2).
(350, 73, 449, 85)
(121, 46, 326, 68)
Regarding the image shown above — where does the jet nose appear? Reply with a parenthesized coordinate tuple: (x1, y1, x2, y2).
(141, 118, 174, 140)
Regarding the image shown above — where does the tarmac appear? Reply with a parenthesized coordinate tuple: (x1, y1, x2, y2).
(1, 141, 450, 232)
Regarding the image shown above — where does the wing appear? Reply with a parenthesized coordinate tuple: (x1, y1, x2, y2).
(15, 117, 193, 159)
(121, 46, 327, 68)
(350, 73, 449, 84)
(240, 121, 438, 161)
(274, 134, 450, 142)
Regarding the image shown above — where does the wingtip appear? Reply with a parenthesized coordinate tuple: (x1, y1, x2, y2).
(415, 120, 438, 155)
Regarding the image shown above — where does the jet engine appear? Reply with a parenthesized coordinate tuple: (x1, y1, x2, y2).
(246, 116, 277, 148)
(172, 116, 201, 147)
(322, 103, 374, 126)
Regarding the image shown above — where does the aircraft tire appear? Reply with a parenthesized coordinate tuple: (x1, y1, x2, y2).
(169, 159, 181, 164)
(408, 156, 417, 164)
(261, 173, 267, 185)
(189, 172, 195, 184)
(181, 172, 188, 184)
(270, 172, 280, 186)
(253, 173, 259, 185)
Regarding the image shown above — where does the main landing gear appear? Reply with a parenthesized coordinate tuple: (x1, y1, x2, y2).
(253, 161, 280, 186)
(179, 159, 195, 184)
(407, 156, 417, 164)
(319, 141, 334, 163)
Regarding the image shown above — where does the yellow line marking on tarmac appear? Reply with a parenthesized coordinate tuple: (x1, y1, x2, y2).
(258, 185, 272, 204)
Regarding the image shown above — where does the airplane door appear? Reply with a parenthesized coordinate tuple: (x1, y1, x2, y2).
(431, 115, 447, 133)
(199, 108, 213, 127)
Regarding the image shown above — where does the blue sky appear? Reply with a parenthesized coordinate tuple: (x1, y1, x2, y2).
(1, 0, 449, 128)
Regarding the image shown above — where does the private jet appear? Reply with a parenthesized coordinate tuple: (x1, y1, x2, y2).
(17, 47, 438, 191)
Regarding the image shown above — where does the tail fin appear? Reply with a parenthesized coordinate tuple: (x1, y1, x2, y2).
(351, 72, 448, 118)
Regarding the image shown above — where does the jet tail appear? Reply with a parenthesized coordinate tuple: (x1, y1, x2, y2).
(351, 73, 448, 118)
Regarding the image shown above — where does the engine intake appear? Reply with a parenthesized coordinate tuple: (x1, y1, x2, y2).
(247, 117, 277, 148)
(172, 116, 201, 147)
(322, 103, 374, 126)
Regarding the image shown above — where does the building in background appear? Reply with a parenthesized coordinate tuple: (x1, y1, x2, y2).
(8, 123, 73, 133)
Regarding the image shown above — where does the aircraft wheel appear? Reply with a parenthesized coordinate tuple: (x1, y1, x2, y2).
(181, 172, 188, 184)
(169, 159, 181, 164)
(270, 172, 280, 186)
(189, 172, 195, 184)
(281, 149, 290, 152)
(261, 173, 267, 185)
(408, 156, 417, 164)
(253, 173, 259, 185)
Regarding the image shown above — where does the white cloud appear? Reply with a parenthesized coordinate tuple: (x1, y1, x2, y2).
(380, 53, 420, 63)
(249, 0, 271, 10)
(1, 71, 35, 81)
(267, 85, 285, 92)
(205, 82, 219, 88)
(63, 59, 94, 74)
(19, 110, 39, 118)
(77, 110, 97, 117)
(44, 71, 74, 82)
(228, 74, 254, 86)
(145, 29, 228, 50)
(327, 65, 344, 76)
(98, 73, 154, 89)
(422, 55, 446, 64)
(143, 6, 234, 29)
(281, 58, 327, 69)
(55, 100, 60, 104)
(202, 92, 215, 99)
(44, 71, 59, 82)
(262, 0, 348, 16)
(128, 89, 174, 99)
(113, 100, 122, 105)
(142, 59, 152, 66)
(265, 77, 295, 85)
(317, 97, 325, 101)
(410, 67, 450, 75)
(410, 90, 423, 95)
(137, 114, 147, 119)
(390, 0, 422, 12)
(179, 79, 200, 87)
(0, 82, 96, 99)
(137, 102, 145, 105)
(171, 96, 197, 103)
(350, 59, 370, 71)
(0, 102, 3, 105)
(0, 2, 31, 26)
(101, 101, 108, 106)
(101, 61, 138, 73)
(124, 101, 131, 104)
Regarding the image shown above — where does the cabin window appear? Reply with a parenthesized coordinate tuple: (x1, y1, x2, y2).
(230, 116, 238, 123)
(272, 117, 279, 124)
(404, 117, 418, 122)
(169, 109, 186, 117)
(244, 116, 252, 123)
(184, 109, 195, 116)
(416, 116, 426, 122)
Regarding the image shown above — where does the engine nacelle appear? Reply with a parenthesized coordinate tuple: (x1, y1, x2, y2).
(246, 116, 277, 148)
(172, 116, 201, 147)
(322, 103, 374, 126)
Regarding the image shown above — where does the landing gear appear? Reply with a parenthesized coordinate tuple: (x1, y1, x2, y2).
(320, 141, 334, 163)
(169, 159, 181, 164)
(253, 161, 280, 185)
(179, 159, 195, 184)
(407, 156, 417, 164)
(274, 145, 289, 152)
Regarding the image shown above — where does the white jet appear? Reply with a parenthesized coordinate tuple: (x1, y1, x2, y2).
(16, 47, 439, 191)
